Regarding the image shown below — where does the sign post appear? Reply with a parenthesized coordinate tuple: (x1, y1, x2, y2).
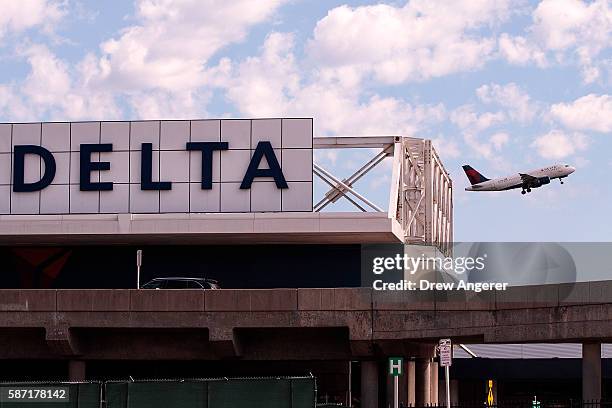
(136, 249, 143, 289)
(439, 339, 452, 408)
(388, 357, 403, 408)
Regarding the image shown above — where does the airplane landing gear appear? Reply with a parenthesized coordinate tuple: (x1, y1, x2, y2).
(527, 188, 531, 192)
(560, 179, 564, 184)
(521, 190, 526, 195)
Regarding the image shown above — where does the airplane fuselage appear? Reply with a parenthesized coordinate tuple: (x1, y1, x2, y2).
(465, 164, 575, 192)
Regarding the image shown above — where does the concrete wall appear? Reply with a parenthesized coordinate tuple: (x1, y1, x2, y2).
(0, 282, 612, 360)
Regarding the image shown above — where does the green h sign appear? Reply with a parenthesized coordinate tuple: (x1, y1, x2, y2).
(388, 357, 403, 376)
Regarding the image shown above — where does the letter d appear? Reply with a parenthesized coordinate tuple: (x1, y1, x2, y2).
(13, 145, 56, 192)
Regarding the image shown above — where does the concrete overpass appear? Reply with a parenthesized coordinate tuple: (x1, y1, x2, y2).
(0, 281, 610, 405)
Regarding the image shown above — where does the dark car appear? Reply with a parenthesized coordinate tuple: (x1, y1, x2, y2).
(141, 277, 220, 289)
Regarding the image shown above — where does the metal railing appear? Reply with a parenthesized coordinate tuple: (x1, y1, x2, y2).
(405, 401, 612, 408)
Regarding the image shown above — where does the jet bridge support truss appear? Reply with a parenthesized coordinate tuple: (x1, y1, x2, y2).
(313, 136, 453, 253)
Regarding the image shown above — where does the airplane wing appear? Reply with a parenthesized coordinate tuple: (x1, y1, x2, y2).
(519, 173, 538, 184)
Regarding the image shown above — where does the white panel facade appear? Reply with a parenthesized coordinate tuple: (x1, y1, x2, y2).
(11, 191, 40, 214)
(71, 122, 100, 147)
(41, 184, 69, 214)
(0, 153, 11, 185)
(282, 119, 313, 148)
(282, 182, 313, 212)
(282, 149, 313, 182)
(100, 184, 129, 214)
(160, 182, 189, 213)
(160, 151, 189, 182)
(221, 150, 251, 183)
(130, 185, 159, 213)
(0, 185, 9, 213)
(221, 120, 250, 149)
(251, 181, 281, 212)
(41, 122, 70, 152)
(100, 151, 130, 183)
(252, 119, 281, 148)
(70, 187, 98, 213)
(0, 118, 312, 214)
(101, 121, 130, 151)
(190, 183, 220, 212)
(13, 123, 41, 146)
(22, 155, 41, 185)
(52, 152, 70, 185)
(191, 120, 220, 142)
(161, 120, 189, 150)
(0, 124, 11, 153)
(220, 182, 250, 212)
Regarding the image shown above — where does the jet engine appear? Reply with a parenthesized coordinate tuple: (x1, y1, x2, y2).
(532, 176, 551, 188)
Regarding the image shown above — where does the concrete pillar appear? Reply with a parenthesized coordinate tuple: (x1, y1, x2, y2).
(406, 360, 416, 407)
(415, 359, 431, 406)
(582, 343, 601, 401)
(430, 361, 438, 405)
(68, 360, 86, 381)
(361, 361, 379, 408)
(450, 380, 459, 405)
(347, 361, 352, 407)
(386, 367, 394, 408)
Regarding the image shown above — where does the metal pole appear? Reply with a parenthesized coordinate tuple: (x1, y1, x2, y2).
(445, 366, 451, 408)
(136, 249, 142, 289)
(394, 375, 398, 408)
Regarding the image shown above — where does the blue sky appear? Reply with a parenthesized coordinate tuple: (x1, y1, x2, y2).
(0, 0, 610, 241)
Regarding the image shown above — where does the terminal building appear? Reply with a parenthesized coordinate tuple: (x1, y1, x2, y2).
(0, 119, 609, 407)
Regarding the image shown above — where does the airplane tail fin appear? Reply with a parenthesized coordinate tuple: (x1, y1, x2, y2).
(462, 165, 490, 185)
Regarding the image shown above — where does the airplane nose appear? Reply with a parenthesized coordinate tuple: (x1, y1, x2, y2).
(569, 166, 576, 173)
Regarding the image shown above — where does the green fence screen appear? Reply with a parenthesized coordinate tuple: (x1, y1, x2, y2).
(0, 377, 314, 408)
(106, 377, 315, 408)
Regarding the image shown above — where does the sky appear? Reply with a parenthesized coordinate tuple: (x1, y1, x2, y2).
(0, 0, 610, 241)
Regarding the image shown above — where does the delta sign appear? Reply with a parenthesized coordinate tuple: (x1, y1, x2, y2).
(0, 118, 313, 214)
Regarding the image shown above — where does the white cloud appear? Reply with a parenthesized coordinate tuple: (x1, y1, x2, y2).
(490, 132, 509, 150)
(450, 105, 505, 133)
(498, 33, 547, 67)
(462, 132, 496, 160)
(128, 89, 211, 119)
(0, 0, 65, 40)
(20, 44, 71, 107)
(224, 32, 300, 117)
(532, 0, 610, 51)
(0, 85, 31, 120)
(64, 0, 288, 119)
(497, 0, 612, 83)
(550, 94, 612, 133)
(432, 136, 461, 159)
(307, 0, 513, 85)
(531, 130, 588, 159)
(0, 44, 120, 121)
(477, 82, 538, 123)
(222, 32, 447, 137)
(0, 0, 287, 121)
(89, 0, 286, 92)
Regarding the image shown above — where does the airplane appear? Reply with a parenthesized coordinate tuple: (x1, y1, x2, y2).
(463, 163, 575, 195)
